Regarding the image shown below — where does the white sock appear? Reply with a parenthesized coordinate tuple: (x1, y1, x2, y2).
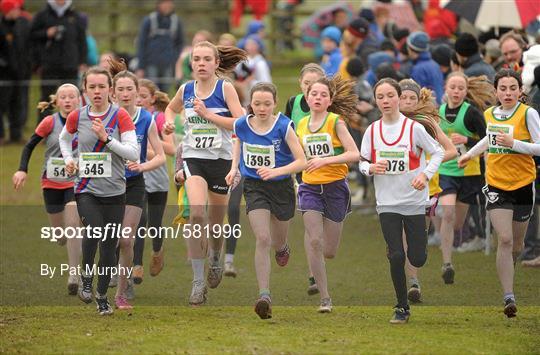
(225, 253, 234, 264)
(191, 258, 205, 282)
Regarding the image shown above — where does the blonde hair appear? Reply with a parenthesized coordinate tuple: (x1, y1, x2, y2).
(300, 63, 325, 80)
(37, 83, 80, 112)
(446, 72, 496, 111)
(139, 78, 170, 112)
(192, 41, 247, 76)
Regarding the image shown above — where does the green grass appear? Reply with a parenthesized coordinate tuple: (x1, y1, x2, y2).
(2, 306, 539, 354)
(1, 66, 540, 353)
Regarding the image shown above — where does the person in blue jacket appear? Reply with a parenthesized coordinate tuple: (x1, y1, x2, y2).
(320, 26, 342, 77)
(407, 31, 444, 104)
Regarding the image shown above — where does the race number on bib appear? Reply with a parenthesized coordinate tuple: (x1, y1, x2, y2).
(304, 133, 334, 159)
(46, 157, 69, 180)
(79, 152, 112, 178)
(187, 123, 222, 150)
(455, 144, 468, 157)
(487, 123, 514, 153)
(243, 143, 275, 168)
(376, 149, 409, 175)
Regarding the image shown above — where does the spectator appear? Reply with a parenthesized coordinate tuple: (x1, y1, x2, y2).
(365, 51, 395, 86)
(349, 17, 378, 69)
(237, 20, 265, 52)
(0, 0, 31, 144)
(320, 26, 342, 76)
(79, 13, 98, 66)
(522, 45, 540, 96)
(431, 43, 453, 79)
(454, 32, 495, 82)
(407, 31, 444, 103)
(135, 0, 183, 92)
(244, 35, 271, 90)
(30, 0, 86, 123)
(500, 30, 527, 72)
(339, 18, 371, 80)
(484, 39, 504, 72)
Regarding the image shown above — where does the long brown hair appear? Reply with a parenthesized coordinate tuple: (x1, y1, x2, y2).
(307, 76, 358, 122)
(193, 41, 247, 76)
(108, 57, 139, 90)
(139, 79, 170, 112)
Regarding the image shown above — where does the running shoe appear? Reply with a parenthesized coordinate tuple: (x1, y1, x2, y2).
(96, 296, 114, 316)
(390, 307, 410, 324)
(149, 249, 164, 276)
(504, 298, 517, 318)
(78, 276, 93, 304)
(318, 298, 333, 313)
(224, 262, 237, 278)
(442, 263, 455, 284)
(207, 264, 223, 289)
(189, 280, 207, 306)
(254, 295, 272, 319)
(115, 295, 133, 310)
(307, 277, 319, 295)
(522, 256, 540, 267)
(108, 274, 118, 288)
(275, 244, 290, 267)
(132, 265, 144, 284)
(67, 275, 79, 296)
(457, 236, 485, 253)
(427, 232, 441, 246)
(125, 278, 135, 300)
(407, 284, 422, 303)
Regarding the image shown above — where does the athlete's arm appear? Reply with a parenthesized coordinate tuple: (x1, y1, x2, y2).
(414, 124, 444, 180)
(194, 81, 243, 130)
(174, 144, 184, 185)
(463, 106, 487, 147)
(105, 109, 140, 162)
(435, 125, 458, 162)
(129, 121, 166, 173)
(284, 96, 295, 118)
(457, 136, 488, 168)
(304, 119, 360, 173)
(257, 123, 307, 180)
(164, 84, 185, 133)
(59, 111, 79, 166)
(225, 138, 241, 186)
(506, 108, 540, 155)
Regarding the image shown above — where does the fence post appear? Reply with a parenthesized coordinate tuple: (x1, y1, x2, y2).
(109, 0, 119, 52)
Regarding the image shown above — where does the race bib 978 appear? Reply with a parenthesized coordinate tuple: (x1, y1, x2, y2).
(376, 148, 409, 175)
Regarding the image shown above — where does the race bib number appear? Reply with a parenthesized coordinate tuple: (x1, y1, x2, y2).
(376, 148, 409, 175)
(187, 122, 222, 150)
(243, 143, 275, 168)
(46, 157, 69, 181)
(304, 133, 334, 159)
(487, 123, 514, 153)
(79, 152, 112, 178)
(455, 144, 468, 157)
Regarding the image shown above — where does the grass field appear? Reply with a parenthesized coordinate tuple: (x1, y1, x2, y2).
(1, 67, 539, 354)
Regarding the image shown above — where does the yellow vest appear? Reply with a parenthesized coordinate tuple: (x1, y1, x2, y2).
(429, 170, 442, 196)
(485, 103, 536, 191)
(297, 112, 348, 184)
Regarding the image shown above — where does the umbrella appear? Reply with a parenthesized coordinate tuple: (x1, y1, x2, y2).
(442, 0, 540, 29)
(300, 2, 354, 48)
